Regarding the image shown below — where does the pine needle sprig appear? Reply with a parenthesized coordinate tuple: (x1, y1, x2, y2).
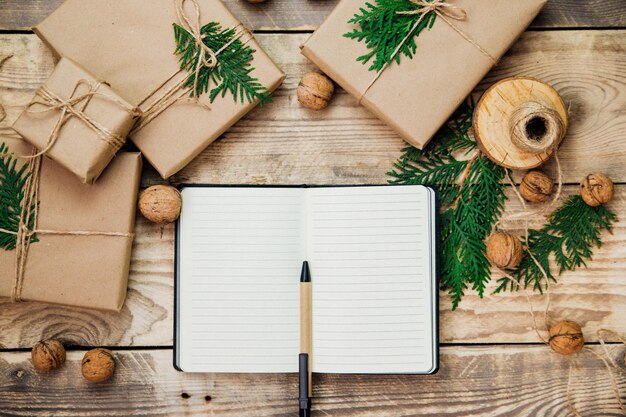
(388, 99, 507, 309)
(494, 195, 617, 294)
(0, 142, 38, 251)
(344, 0, 436, 72)
(173, 22, 271, 104)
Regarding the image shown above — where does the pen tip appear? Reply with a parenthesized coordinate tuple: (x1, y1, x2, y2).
(300, 261, 311, 282)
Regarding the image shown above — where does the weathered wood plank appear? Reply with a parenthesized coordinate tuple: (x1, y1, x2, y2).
(1, 0, 624, 32)
(1, 31, 625, 186)
(0, 186, 623, 349)
(1, 346, 625, 416)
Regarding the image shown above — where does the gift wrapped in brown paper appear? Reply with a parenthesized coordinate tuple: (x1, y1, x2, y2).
(34, 0, 285, 179)
(301, 0, 548, 149)
(13, 57, 139, 184)
(0, 138, 142, 311)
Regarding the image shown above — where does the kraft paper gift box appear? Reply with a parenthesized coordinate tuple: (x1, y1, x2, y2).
(0, 138, 142, 311)
(301, 0, 548, 149)
(33, 0, 285, 179)
(13, 57, 139, 184)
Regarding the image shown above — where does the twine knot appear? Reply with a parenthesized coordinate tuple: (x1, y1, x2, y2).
(25, 79, 138, 158)
(175, 0, 220, 96)
(400, 0, 467, 21)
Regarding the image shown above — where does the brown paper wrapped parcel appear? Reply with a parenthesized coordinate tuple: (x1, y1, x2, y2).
(301, 0, 548, 149)
(0, 138, 142, 311)
(13, 57, 139, 183)
(34, 0, 285, 179)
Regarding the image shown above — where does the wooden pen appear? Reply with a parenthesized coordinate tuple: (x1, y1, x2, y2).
(299, 261, 312, 416)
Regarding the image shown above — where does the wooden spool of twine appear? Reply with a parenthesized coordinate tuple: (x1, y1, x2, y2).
(474, 77, 568, 170)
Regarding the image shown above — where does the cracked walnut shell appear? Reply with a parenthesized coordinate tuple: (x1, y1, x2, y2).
(31, 339, 66, 372)
(138, 185, 182, 224)
(486, 232, 524, 270)
(520, 170, 554, 203)
(297, 72, 334, 110)
(81, 348, 116, 382)
(580, 173, 614, 207)
(549, 320, 584, 355)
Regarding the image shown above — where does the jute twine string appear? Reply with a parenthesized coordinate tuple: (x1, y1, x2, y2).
(131, 0, 252, 134)
(509, 101, 566, 155)
(495, 156, 625, 415)
(358, 0, 498, 103)
(23, 79, 140, 158)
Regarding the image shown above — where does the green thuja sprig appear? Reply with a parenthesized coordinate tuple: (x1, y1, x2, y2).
(174, 21, 271, 104)
(388, 100, 507, 309)
(344, 0, 436, 72)
(0, 142, 38, 251)
(494, 195, 617, 294)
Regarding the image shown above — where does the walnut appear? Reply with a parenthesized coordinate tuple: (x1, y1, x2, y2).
(549, 320, 584, 355)
(138, 185, 182, 224)
(519, 170, 554, 203)
(486, 232, 524, 269)
(31, 339, 66, 372)
(580, 173, 614, 207)
(297, 72, 334, 110)
(81, 348, 116, 382)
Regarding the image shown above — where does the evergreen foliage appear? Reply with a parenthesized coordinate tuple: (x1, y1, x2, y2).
(388, 100, 507, 309)
(0, 142, 37, 251)
(344, 0, 437, 72)
(494, 195, 617, 294)
(174, 21, 271, 104)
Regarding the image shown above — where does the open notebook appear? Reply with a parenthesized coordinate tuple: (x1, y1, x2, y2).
(175, 185, 438, 374)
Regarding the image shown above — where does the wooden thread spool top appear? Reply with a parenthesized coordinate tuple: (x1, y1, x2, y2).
(474, 77, 568, 170)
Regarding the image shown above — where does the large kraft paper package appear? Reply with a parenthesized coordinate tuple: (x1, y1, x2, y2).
(0, 138, 142, 311)
(301, 0, 548, 149)
(34, 0, 285, 179)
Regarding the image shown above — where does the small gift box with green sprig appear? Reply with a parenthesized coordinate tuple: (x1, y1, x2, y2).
(301, 0, 548, 149)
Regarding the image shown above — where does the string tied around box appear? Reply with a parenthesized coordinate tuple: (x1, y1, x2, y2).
(0, 149, 135, 303)
(357, 0, 498, 103)
(131, 0, 253, 134)
(24, 79, 141, 158)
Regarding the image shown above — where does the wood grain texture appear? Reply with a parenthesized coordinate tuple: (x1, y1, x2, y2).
(1, 0, 625, 31)
(1, 346, 625, 416)
(3, 31, 624, 186)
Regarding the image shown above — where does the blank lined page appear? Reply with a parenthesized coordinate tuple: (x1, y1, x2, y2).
(307, 186, 436, 374)
(176, 187, 305, 373)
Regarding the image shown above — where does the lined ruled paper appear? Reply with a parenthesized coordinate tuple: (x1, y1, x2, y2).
(177, 187, 305, 373)
(307, 186, 436, 374)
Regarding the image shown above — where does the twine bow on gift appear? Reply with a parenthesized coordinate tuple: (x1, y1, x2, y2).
(0, 150, 134, 303)
(132, 0, 253, 133)
(25, 79, 140, 158)
(358, 0, 498, 102)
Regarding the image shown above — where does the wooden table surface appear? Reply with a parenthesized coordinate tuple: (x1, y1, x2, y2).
(1, 1, 625, 416)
